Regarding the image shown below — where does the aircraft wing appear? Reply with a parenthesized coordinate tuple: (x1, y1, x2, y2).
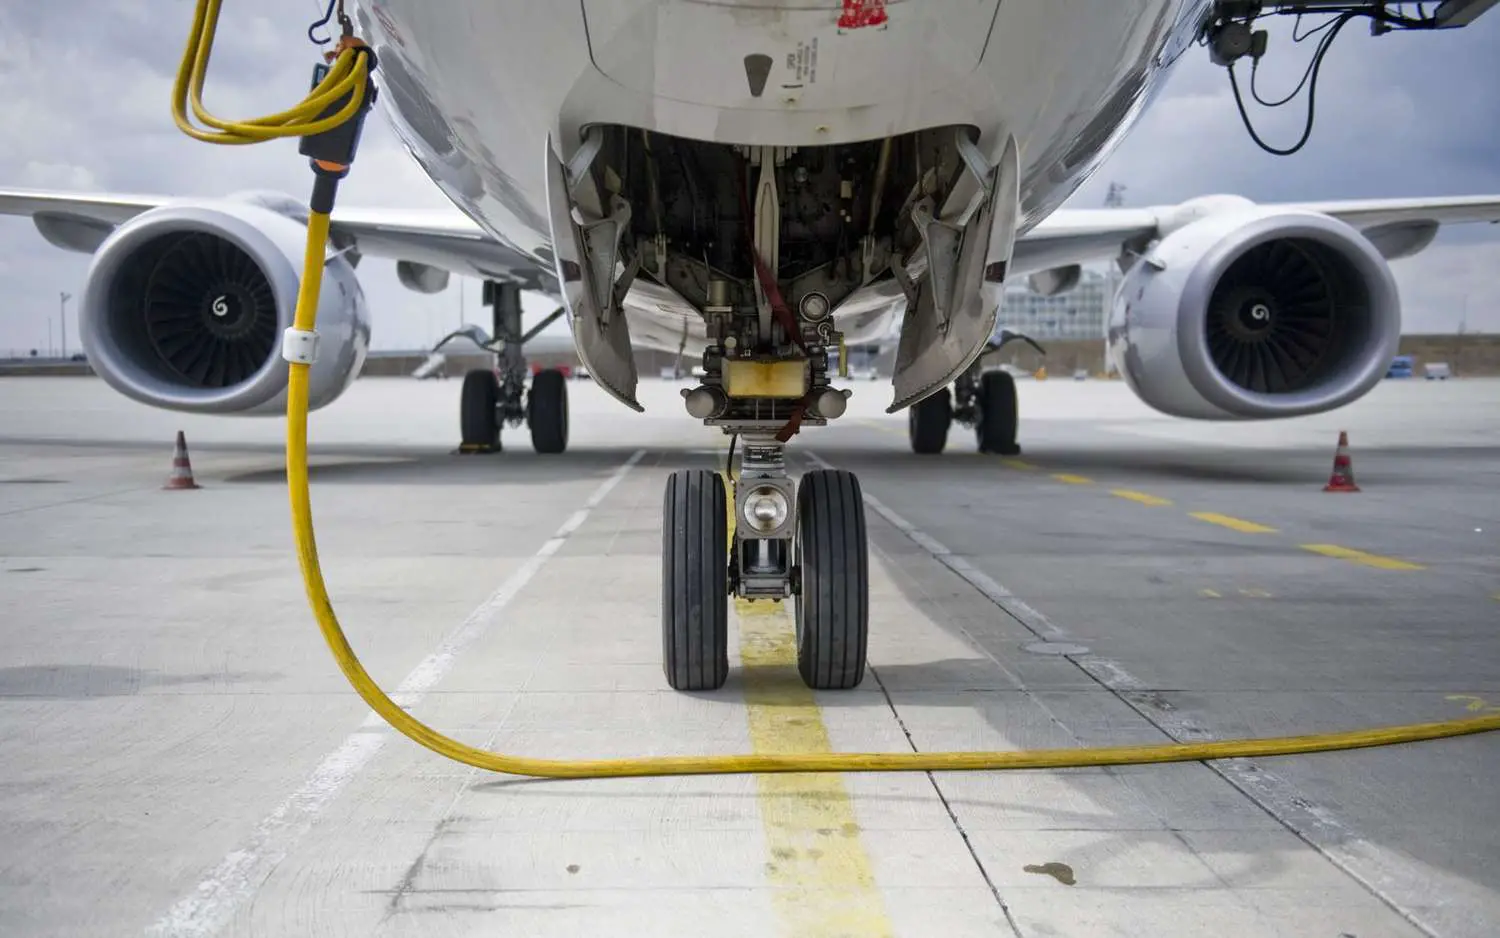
(1013, 195, 1500, 275)
(0, 187, 556, 292)
(5, 187, 1498, 297)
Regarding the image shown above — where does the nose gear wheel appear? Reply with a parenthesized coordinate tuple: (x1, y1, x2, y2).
(792, 469, 869, 691)
(661, 469, 730, 691)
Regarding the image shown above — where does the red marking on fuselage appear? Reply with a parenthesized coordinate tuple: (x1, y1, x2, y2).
(838, 0, 888, 30)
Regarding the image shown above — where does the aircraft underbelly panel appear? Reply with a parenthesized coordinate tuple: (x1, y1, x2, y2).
(581, 0, 1001, 111)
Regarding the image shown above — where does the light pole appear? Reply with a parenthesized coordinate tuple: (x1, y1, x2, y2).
(60, 292, 71, 357)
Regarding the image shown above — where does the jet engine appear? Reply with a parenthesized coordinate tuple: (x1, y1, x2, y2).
(78, 196, 370, 415)
(1107, 205, 1400, 419)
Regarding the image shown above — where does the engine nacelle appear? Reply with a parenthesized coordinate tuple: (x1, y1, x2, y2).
(78, 198, 370, 415)
(1027, 265, 1082, 297)
(1107, 207, 1400, 420)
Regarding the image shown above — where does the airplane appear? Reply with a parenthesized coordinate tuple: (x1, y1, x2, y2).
(4, 0, 1500, 695)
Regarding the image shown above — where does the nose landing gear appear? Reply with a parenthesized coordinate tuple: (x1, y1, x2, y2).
(661, 329, 868, 693)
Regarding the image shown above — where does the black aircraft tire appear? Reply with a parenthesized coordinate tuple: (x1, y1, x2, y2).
(460, 369, 500, 448)
(976, 370, 1020, 456)
(661, 469, 729, 691)
(908, 387, 952, 455)
(794, 469, 869, 691)
(527, 368, 569, 454)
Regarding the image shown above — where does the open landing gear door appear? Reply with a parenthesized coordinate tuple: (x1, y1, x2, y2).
(888, 133, 1020, 412)
(544, 134, 643, 412)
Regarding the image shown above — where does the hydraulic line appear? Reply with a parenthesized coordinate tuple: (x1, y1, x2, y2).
(184, 4, 1500, 780)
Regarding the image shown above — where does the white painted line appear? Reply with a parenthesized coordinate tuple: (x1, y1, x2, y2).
(145, 449, 646, 938)
(803, 448, 1446, 936)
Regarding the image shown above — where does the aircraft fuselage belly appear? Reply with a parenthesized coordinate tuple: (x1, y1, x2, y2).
(354, 0, 1203, 357)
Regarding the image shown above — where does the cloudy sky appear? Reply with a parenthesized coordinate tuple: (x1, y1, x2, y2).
(0, 2, 1497, 357)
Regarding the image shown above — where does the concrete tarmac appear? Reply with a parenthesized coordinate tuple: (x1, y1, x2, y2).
(1, 375, 1497, 937)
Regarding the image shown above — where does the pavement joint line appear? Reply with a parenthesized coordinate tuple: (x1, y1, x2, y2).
(1301, 544, 1427, 571)
(0, 484, 154, 518)
(1189, 511, 1279, 534)
(145, 449, 646, 938)
(864, 663, 1025, 937)
(379, 708, 515, 920)
(804, 448, 1440, 935)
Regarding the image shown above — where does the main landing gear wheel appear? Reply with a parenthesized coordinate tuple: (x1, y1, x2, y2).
(459, 369, 500, 450)
(527, 368, 569, 454)
(794, 469, 869, 690)
(976, 370, 1020, 456)
(661, 469, 729, 691)
(908, 387, 952, 455)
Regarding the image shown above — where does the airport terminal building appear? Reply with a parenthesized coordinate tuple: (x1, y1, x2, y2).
(992, 268, 1112, 342)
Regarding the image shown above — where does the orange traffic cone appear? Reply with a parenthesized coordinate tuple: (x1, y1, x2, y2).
(163, 431, 201, 490)
(1323, 431, 1359, 493)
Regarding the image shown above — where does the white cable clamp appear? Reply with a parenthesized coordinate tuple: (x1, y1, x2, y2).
(282, 328, 321, 365)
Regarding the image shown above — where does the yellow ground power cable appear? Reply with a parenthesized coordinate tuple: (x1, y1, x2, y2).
(183, 3, 1500, 779)
(172, 0, 371, 145)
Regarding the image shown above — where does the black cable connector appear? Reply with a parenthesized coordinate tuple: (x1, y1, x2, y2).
(1227, 11, 1352, 156)
(309, 172, 341, 216)
(297, 47, 379, 178)
(1204, 2, 1442, 157)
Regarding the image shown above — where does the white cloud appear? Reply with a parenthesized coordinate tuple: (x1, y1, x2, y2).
(18, 162, 99, 190)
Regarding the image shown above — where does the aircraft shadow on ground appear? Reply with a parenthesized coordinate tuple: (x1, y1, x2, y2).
(222, 447, 646, 487)
(806, 442, 1323, 486)
(0, 664, 285, 698)
(1002, 445, 1498, 486)
(805, 441, 1499, 486)
(810, 438, 1326, 483)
